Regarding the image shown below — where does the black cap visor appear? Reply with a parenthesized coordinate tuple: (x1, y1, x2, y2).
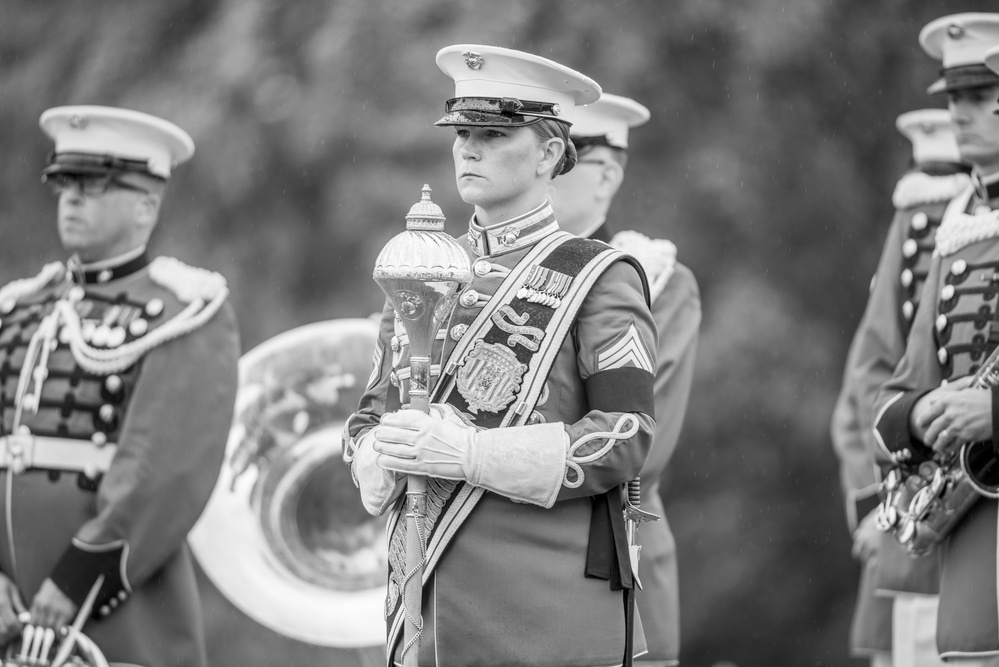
(435, 97, 572, 127)
(928, 64, 999, 95)
(41, 152, 155, 178)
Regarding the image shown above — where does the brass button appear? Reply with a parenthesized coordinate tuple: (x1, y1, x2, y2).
(99, 404, 116, 424)
(910, 212, 928, 231)
(951, 259, 968, 276)
(128, 319, 148, 336)
(91, 324, 111, 347)
(450, 324, 468, 341)
(144, 299, 164, 317)
(941, 284, 955, 301)
(459, 290, 479, 308)
(902, 239, 918, 258)
(107, 326, 126, 347)
(105, 375, 123, 394)
(936, 314, 948, 332)
(473, 259, 491, 277)
(81, 320, 97, 343)
(900, 269, 913, 288)
(902, 301, 914, 320)
(938, 347, 949, 365)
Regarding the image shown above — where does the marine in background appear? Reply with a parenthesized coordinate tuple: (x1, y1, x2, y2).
(0, 106, 239, 666)
(553, 92, 701, 667)
(873, 13, 999, 666)
(831, 108, 969, 667)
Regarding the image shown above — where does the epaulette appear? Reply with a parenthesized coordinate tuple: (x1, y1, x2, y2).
(148, 256, 228, 304)
(0, 262, 66, 312)
(892, 172, 972, 210)
(610, 230, 677, 303)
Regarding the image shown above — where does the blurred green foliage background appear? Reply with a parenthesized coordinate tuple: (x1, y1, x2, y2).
(0, 0, 973, 664)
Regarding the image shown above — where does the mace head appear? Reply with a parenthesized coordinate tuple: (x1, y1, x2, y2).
(405, 184, 446, 232)
(373, 185, 471, 284)
(372, 185, 472, 360)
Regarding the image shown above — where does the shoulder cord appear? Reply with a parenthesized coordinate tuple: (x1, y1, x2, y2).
(58, 288, 229, 374)
(13, 287, 228, 424)
(934, 209, 999, 257)
(0, 263, 66, 311)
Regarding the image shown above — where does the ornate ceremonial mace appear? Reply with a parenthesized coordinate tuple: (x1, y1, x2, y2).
(373, 185, 471, 666)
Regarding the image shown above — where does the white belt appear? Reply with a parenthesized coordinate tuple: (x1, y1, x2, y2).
(0, 435, 118, 476)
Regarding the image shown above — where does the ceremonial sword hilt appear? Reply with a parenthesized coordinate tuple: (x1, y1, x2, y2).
(623, 478, 659, 590)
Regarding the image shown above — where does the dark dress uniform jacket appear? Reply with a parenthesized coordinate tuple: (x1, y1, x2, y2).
(347, 203, 657, 667)
(0, 254, 239, 667)
(874, 179, 999, 659)
(602, 225, 700, 666)
(831, 167, 969, 655)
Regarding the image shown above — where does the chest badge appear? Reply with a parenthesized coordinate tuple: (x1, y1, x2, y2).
(456, 339, 527, 414)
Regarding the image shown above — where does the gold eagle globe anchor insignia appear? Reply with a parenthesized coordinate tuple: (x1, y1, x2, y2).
(456, 339, 527, 414)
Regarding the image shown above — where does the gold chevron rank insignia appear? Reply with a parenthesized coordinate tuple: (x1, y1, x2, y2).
(596, 323, 654, 373)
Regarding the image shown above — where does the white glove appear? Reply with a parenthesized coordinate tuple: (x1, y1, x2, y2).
(372, 407, 475, 480)
(373, 405, 568, 507)
(351, 429, 405, 516)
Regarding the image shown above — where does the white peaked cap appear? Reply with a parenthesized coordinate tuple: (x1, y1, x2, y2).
(560, 93, 651, 149)
(895, 109, 962, 165)
(986, 44, 999, 74)
(919, 13, 999, 94)
(40, 105, 195, 179)
(435, 44, 601, 127)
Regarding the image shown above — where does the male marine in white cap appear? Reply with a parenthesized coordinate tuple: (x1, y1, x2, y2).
(0, 106, 239, 667)
(346, 45, 657, 666)
(553, 93, 700, 667)
(873, 13, 999, 666)
(833, 108, 969, 667)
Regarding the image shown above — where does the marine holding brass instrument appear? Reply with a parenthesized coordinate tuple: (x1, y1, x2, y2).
(876, 345, 999, 556)
(2, 615, 109, 667)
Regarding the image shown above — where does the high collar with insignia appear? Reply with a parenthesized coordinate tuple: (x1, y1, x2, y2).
(467, 201, 560, 257)
(67, 245, 150, 285)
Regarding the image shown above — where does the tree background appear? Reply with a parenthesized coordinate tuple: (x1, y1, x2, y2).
(0, 0, 975, 665)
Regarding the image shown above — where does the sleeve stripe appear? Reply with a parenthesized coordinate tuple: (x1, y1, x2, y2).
(596, 324, 654, 373)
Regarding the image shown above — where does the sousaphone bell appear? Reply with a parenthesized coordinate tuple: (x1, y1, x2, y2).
(189, 318, 386, 649)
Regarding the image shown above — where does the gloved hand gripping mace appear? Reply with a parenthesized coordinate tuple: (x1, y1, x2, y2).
(373, 186, 471, 666)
